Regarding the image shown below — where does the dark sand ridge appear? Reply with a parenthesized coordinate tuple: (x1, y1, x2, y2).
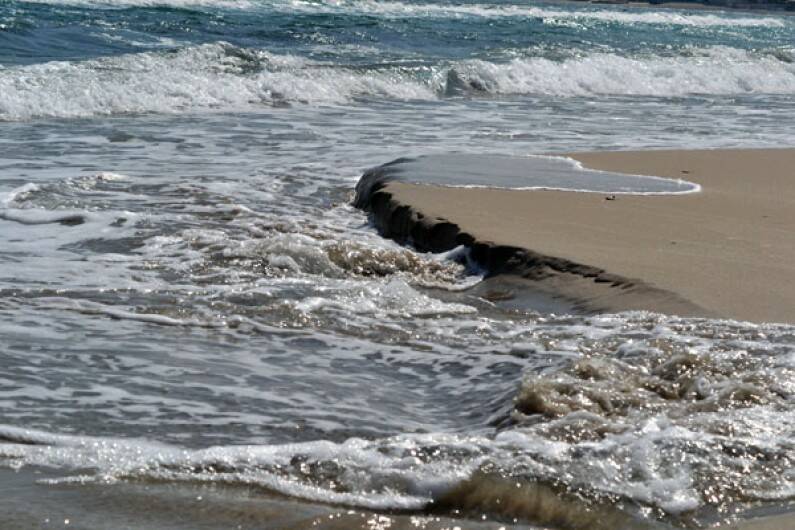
(354, 148, 795, 324)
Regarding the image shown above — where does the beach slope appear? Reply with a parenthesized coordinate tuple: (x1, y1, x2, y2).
(355, 149, 795, 324)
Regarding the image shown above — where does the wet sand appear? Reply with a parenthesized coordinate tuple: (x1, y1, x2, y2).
(0, 467, 532, 530)
(361, 149, 795, 324)
(727, 512, 795, 530)
(3, 466, 792, 529)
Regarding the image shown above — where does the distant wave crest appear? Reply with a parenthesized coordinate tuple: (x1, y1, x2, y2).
(20, 0, 785, 27)
(21, 0, 788, 29)
(284, 0, 788, 28)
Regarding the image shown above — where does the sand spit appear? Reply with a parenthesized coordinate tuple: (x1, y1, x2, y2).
(354, 149, 795, 323)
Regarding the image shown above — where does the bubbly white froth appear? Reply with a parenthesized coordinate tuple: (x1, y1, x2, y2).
(2, 44, 795, 121)
(444, 47, 795, 97)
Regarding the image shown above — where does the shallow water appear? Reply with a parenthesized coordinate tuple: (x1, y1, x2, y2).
(1, 1, 794, 528)
(359, 153, 700, 193)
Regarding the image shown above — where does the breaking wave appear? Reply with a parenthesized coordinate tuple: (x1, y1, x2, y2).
(442, 46, 795, 97)
(2, 43, 795, 120)
(0, 43, 433, 121)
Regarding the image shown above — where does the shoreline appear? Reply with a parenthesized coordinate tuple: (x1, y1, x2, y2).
(2, 465, 792, 529)
(354, 148, 795, 324)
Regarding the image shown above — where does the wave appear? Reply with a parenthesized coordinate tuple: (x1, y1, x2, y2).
(23, 0, 788, 28)
(0, 43, 433, 120)
(1, 317, 793, 523)
(444, 46, 795, 97)
(2, 43, 795, 120)
(285, 0, 788, 28)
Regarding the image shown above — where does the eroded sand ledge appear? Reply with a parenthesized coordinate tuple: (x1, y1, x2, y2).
(354, 148, 795, 324)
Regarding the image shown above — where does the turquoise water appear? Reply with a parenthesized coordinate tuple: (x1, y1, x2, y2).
(1, 1, 794, 528)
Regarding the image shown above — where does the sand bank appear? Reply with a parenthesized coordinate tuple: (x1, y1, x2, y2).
(355, 149, 795, 324)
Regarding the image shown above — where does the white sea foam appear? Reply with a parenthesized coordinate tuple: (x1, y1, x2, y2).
(0, 173, 135, 226)
(0, 43, 432, 120)
(292, 278, 477, 317)
(0, 426, 461, 510)
(0, 182, 93, 225)
(444, 46, 795, 97)
(0, 182, 40, 206)
(2, 44, 794, 120)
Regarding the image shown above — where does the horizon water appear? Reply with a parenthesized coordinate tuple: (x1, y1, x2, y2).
(1, 1, 794, 528)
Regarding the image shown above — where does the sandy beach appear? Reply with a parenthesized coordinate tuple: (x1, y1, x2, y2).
(359, 148, 795, 324)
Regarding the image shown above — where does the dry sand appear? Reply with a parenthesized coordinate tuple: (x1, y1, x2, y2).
(380, 148, 795, 323)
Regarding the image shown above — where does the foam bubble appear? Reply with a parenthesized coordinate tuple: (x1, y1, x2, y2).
(292, 278, 477, 318)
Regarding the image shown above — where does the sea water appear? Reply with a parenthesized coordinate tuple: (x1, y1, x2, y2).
(358, 153, 701, 193)
(0, 1, 794, 528)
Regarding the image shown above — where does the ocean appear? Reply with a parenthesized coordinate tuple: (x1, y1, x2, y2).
(1, 1, 794, 528)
